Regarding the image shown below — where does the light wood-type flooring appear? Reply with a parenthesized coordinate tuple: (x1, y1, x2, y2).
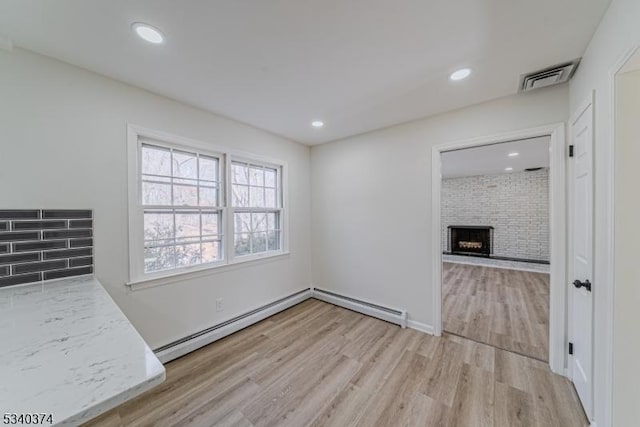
(443, 262, 549, 361)
(85, 299, 586, 427)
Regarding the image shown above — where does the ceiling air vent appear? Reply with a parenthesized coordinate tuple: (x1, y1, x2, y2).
(518, 58, 581, 92)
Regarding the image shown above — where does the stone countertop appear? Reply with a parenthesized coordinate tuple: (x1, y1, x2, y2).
(0, 276, 165, 426)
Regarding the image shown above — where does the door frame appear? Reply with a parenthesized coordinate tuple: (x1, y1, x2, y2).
(597, 42, 640, 427)
(431, 123, 567, 374)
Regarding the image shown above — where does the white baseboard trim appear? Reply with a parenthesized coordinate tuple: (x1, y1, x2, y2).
(155, 288, 312, 363)
(312, 288, 407, 328)
(407, 320, 435, 335)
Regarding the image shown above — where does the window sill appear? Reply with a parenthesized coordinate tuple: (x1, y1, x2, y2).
(126, 251, 290, 292)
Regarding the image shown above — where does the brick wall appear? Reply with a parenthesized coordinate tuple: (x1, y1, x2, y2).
(441, 169, 549, 262)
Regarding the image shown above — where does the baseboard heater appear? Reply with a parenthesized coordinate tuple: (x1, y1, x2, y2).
(154, 287, 408, 363)
(312, 288, 408, 328)
(154, 288, 312, 363)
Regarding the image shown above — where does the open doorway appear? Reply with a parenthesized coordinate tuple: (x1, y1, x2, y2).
(440, 137, 551, 361)
(431, 124, 567, 373)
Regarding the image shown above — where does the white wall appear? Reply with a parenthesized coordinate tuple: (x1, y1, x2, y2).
(311, 85, 568, 328)
(568, 0, 640, 425)
(0, 48, 312, 349)
(613, 69, 640, 427)
(441, 169, 550, 262)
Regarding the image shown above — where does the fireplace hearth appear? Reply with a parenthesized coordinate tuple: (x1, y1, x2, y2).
(447, 226, 493, 257)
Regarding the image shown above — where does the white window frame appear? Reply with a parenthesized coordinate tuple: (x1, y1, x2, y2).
(227, 156, 284, 263)
(127, 125, 289, 288)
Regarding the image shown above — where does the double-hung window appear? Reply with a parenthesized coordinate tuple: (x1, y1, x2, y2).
(140, 142, 223, 273)
(128, 126, 286, 285)
(230, 160, 282, 257)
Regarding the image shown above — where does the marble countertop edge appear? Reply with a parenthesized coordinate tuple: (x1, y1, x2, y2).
(0, 275, 166, 426)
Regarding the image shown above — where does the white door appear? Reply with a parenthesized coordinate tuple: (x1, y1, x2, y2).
(570, 99, 594, 420)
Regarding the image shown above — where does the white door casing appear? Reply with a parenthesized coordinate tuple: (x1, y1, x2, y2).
(431, 123, 567, 374)
(569, 97, 595, 420)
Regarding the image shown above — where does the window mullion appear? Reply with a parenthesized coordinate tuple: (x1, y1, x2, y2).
(199, 209, 203, 264)
(170, 148, 175, 206)
(172, 208, 177, 269)
(225, 154, 234, 263)
(196, 153, 201, 207)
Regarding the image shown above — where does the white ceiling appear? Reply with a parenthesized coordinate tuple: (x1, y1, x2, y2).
(0, 0, 610, 145)
(441, 136, 550, 178)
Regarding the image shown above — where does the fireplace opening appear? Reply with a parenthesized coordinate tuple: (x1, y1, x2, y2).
(447, 226, 493, 257)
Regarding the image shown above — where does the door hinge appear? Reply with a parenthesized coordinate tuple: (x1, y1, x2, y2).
(569, 342, 574, 355)
(569, 145, 574, 157)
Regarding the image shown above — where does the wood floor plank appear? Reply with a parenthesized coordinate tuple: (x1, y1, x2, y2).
(414, 331, 441, 360)
(354, 350, 429, 426)
(83, 410, 123, 427)
(84, 299, 586, 427)
(165, 378, 260, 427)
(349, 327, 416, 393)
(399, 393, 450, 427)
(215, 410, 255, 427)
(419, 338, 465, 407)
(117, 344, 269, 424)
(308, 384, 371, 427)
(494, 381, 535, 427)
(260, 355, 360, 427)
(341, 317, 394, 360)
(443, 262, 550, 361)
(120, 354, 266, 426)
(251, 321, 346, 387)
(243, 353, 359, 427)
(494, 347, 539, 393)
(529, 367, 588, 427)
(447, 363, 495, 427)
(445, 333, 495, 373)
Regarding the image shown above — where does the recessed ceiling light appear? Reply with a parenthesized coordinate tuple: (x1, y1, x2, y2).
(508, 152, 520, 157)
(450, 68, 472, 81)
(505, 167, 513, 171)
(132, 22, 164, 44)
(311, 120, 324, 128)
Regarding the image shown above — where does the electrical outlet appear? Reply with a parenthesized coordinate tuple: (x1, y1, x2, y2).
(216, 298, 224, 312)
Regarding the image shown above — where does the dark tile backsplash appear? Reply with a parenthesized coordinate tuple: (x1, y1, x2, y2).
(0, 252, 41, 265)
(44, 267, 93, 281)
(43, 248, 92, 260)
(69, 238, 93, 248)
(43, 229, 92, 239)
(70, 257, 93, 267)
(13, 240, 68, 253)
(0, 231, 40, 242)
(12, 220, 67, 230)
(13, 260, 67, 275)
(0, 210, 40, 220)
(70, 220, 93, 229)
(42, 210, 92, 219)
(0, 210, 94, 288)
